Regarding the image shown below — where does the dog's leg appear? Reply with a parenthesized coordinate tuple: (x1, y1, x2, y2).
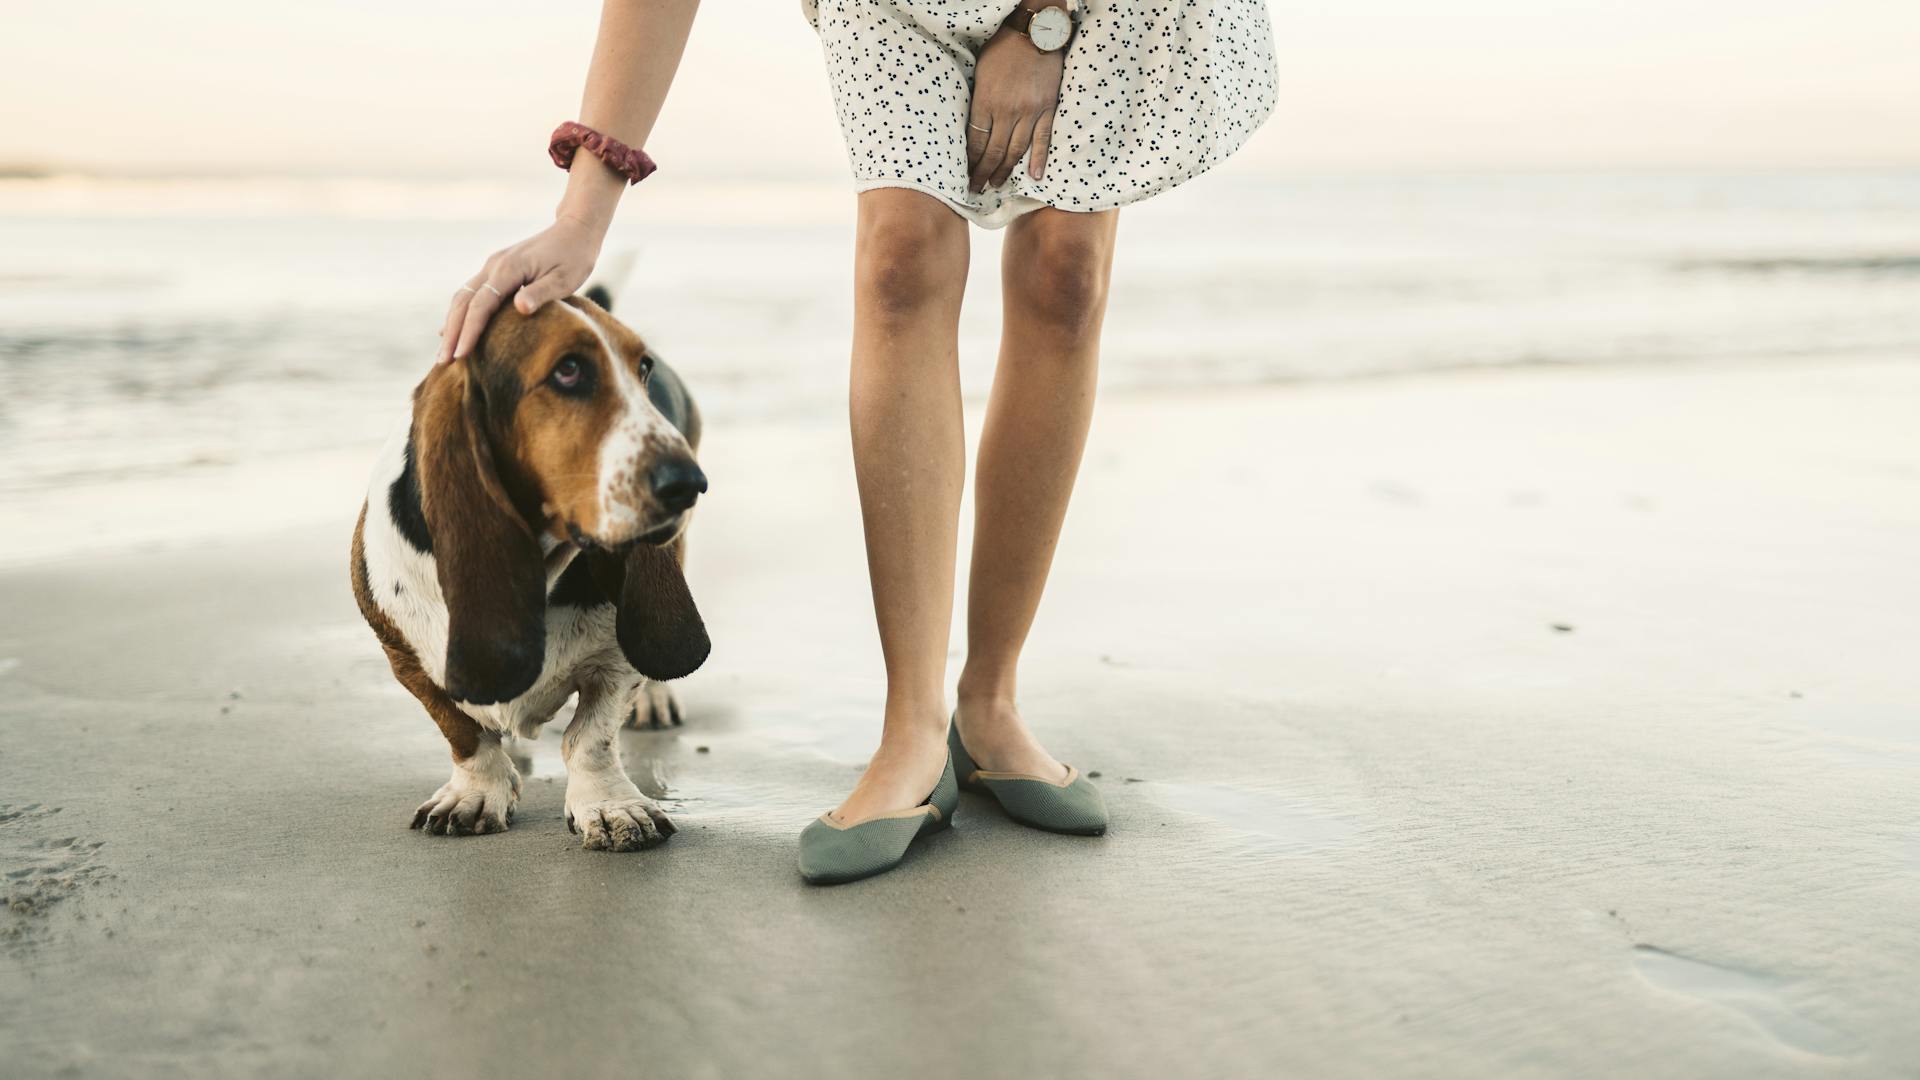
(626, 679, 683, 729)
(408, 690, 521, 836)
(355, 512, 522, 836)
(563, 676, 675, 851)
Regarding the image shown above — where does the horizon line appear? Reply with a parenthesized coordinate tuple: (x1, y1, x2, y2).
(8, 161, 1920, 185)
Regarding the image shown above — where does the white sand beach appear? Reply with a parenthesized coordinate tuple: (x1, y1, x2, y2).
(4, 353, 1918, 1077)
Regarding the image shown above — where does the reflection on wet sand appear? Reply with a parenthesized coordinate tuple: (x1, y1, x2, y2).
(1144, 781, 1357, 855)
(1632, 946, 1858, 1058)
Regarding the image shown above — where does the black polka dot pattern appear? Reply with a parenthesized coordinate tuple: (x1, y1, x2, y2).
(801, 0, 1277, 228)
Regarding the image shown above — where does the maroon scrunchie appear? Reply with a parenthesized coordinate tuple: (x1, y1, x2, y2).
(548, 121, 657, 186)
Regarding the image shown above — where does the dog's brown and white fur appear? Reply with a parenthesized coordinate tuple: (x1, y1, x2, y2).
(351, 291, 708, 851)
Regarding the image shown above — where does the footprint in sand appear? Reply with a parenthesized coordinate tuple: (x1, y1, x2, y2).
(1631, 945, 1857, 1058)
(2, 805, 112, 948)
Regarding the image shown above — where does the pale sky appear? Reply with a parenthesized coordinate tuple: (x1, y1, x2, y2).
(2, 0, 1916, 179)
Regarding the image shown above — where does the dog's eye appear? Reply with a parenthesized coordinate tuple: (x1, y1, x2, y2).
(550, 356, 587, 391)
(638, 354, 656, 378)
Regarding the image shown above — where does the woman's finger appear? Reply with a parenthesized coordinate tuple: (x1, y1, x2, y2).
(452, 263, 521, 362)
(1029, 111, 1056, 181)
(966, 108, 992, 175)
(514, 267, 575, 316)
(970, 113, 1014, 193)
(990, 114, 1038, 189)
(436, 282, 481, 365)
(451, 283, 504, 362)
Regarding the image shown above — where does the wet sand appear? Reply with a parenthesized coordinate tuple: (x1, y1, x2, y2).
(4, 355, 1919, 1077)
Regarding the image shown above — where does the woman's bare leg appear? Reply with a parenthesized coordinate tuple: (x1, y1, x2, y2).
(831, 188, 972, 824)
(955, 207, 1120, 776)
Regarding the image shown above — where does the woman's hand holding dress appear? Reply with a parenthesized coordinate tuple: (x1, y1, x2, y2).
(966, 25, 1068, 192)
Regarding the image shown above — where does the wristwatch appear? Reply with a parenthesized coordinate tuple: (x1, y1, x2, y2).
(1008, 0, 1075, 53)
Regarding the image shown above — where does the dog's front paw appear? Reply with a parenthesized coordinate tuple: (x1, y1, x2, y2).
(566, 798, 676, 852)
(625, 680, 683, 729)
(411, 755, 521, 836)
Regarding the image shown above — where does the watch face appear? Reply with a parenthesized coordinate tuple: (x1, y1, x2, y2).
(1030, 6, 1072, 51)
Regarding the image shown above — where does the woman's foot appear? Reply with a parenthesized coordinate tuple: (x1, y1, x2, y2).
(950, 692, 1108, 835)
(952, 695, 1068, 782)
(830, 707, 952, 825)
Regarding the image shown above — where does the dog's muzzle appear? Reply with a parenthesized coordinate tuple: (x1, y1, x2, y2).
(648, 457, 706, 515)
(568, 455, 705, 553)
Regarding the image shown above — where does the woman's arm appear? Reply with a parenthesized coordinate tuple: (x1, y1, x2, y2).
(439, 0, 701, 365)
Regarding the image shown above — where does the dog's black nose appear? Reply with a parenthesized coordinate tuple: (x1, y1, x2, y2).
(649, 457, 707, 513)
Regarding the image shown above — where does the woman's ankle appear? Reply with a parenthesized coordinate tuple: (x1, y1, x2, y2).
(880, 692, 951, 738)
(953, 690, 1020, 737)
(955, 665, 1017, 711)
(950, 687, 1066, 779)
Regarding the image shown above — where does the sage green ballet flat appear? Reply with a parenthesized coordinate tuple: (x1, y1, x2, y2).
(797, 753, 960, 885)
(948, 722, 1108, 836)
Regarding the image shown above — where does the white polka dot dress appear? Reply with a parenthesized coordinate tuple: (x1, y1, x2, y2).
(801, 0, 1277, 228)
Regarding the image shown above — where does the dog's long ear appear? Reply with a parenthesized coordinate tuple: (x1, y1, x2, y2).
(588, 541, 710, 681)
(415, 366, 547, 704)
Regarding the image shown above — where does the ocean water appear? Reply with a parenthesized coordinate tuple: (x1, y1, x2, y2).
(2, 170, 1918, 495)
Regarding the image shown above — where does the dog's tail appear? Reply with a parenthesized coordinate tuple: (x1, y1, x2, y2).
(582, 248, 637, 313)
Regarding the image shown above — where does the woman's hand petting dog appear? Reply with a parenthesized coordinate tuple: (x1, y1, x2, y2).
(437, 215, 605, 365)
(967, 25, 1068, 192)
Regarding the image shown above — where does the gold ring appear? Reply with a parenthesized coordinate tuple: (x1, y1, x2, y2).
(479, 283, 504, 298)
(455, 285, 477, 296)
(969, 122, 991, 133)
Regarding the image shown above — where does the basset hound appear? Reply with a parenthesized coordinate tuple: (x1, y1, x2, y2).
(350, 288, 709, 851)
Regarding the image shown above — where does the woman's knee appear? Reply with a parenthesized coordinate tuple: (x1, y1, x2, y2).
(1005, 213, 1116, 336)
(855, 190, 967, 318)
